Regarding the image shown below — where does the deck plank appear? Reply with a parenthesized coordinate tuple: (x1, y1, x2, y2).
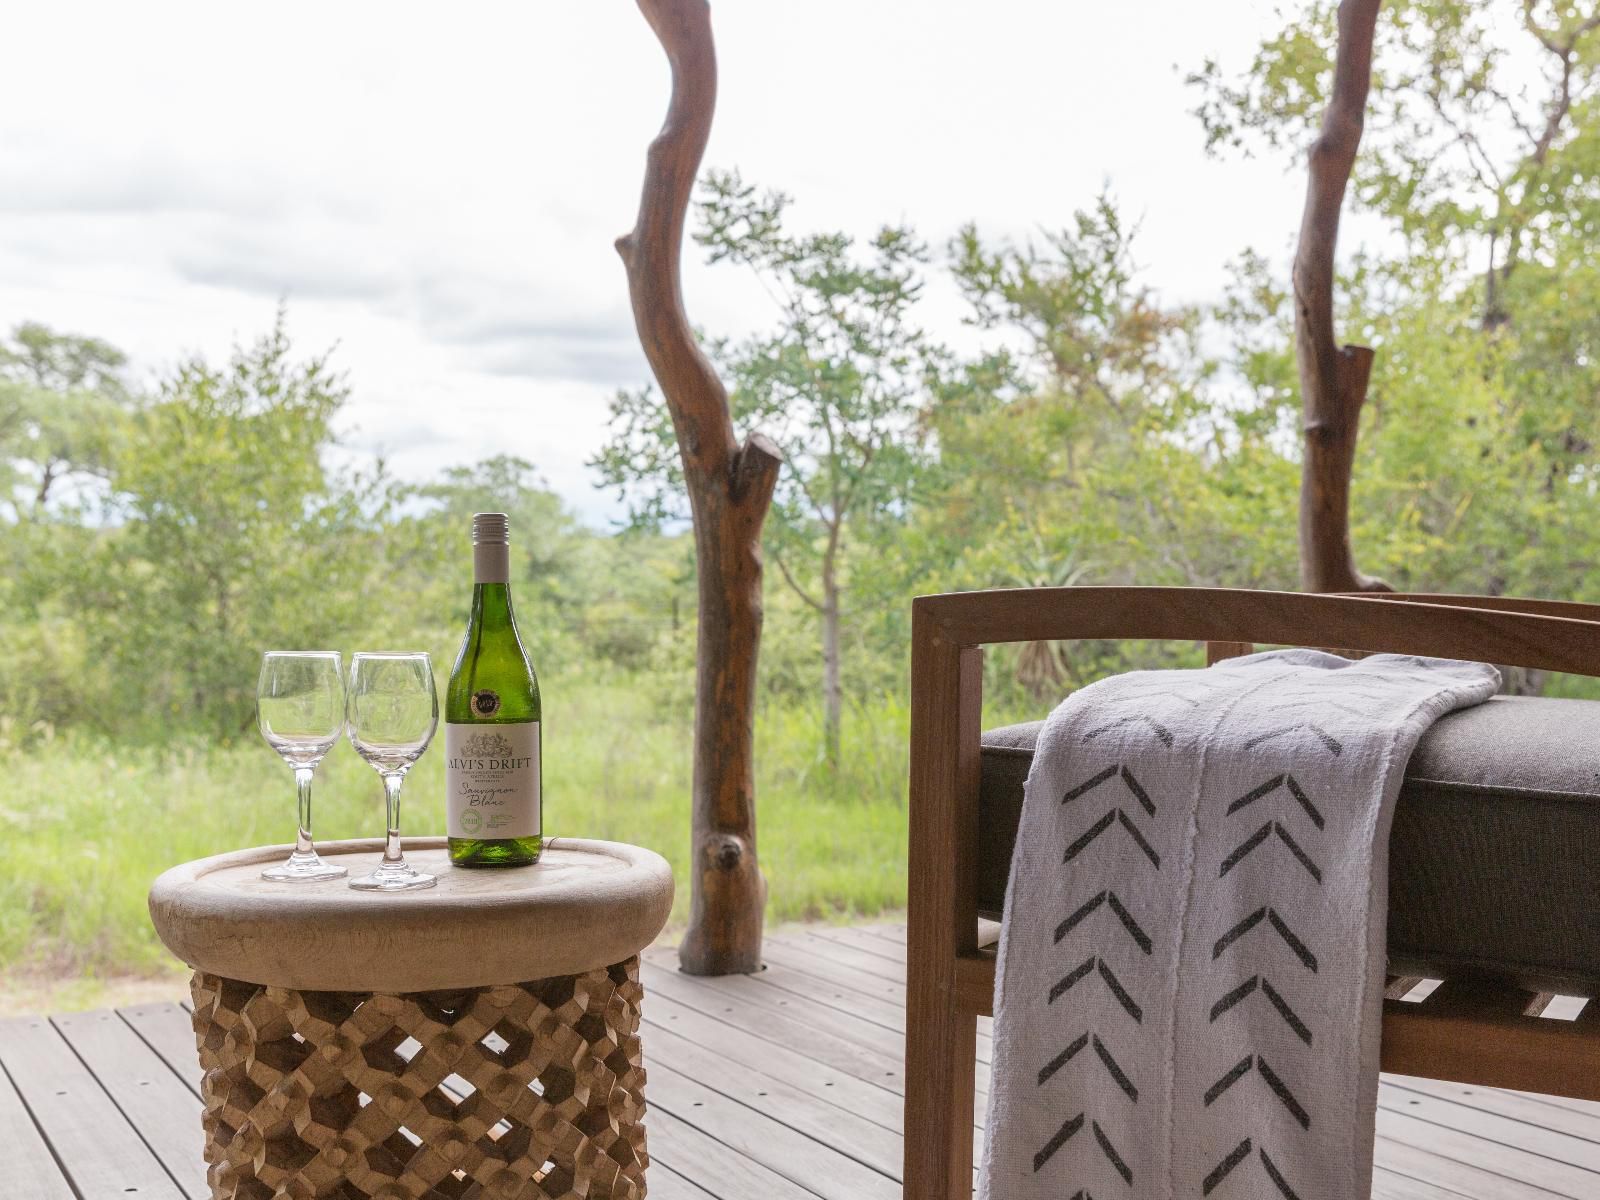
(733, 940, 996, 1061)
(804, 925, 909, 966)
(1388, 1075, 1600, 1145)
(0, 1015, 186, 1200)
(649, 942, 907, 1031)
(1377, 1106, 1591, 1197)
(648, 1060, 900, 1200)
(117, 1003, 201, 1101)
(757, 935, 907, 1004)
(0, 1057, 77, 1200)
(1, 922, 1587, 1200)
(1504, 1088, 1600, 1118)
(776, 930, 907, 983)
(646, 1162, 719, 1200)
(1377, 1080, 1600, 1174)
(1372, 1162, 1531, 1199)
(645, 954, 907, 1063)
(642, 957, 994, 1100)
(639, 961, 912, 1093)
(645, 1107, 823, 1200)
(762, 931, 994, 1037)
(1374, 1134, 1565, 1199)
(644, 1021, 903, 1177)
(642, 987, 907, 1132)
(849, 922, 908, 945)
(51, 1010, 208, 1199)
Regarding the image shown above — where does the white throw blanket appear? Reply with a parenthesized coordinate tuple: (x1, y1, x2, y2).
(981, 650, 1499, 1200)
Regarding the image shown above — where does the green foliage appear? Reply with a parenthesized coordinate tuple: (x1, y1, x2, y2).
(0, 685, 913, 998)
(8, 0, 1600, 1004)
(1190, 1, 1600, 304)
(75, 317, 377, 739)
(1193, 0, 1600, 612)
(598, 169, 942, 760)
(0, 321, 129, 519)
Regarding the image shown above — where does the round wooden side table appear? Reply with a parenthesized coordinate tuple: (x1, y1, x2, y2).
(149, 837, 674, 1200)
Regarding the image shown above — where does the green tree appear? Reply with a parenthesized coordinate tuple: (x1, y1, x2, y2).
(1192, 0, 1600, 619)
(597, 170, 938, 762)
(380, 455, 689, 675)
(0, 324, 133, 734)
(0, 322, 129, 518)
(922, 196, 1291, 593)
(81, 315, 378, 738)
(1190, 0, 1600, 329)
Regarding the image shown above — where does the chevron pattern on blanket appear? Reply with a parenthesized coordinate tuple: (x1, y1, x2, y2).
(1033, 761, 1162, 1185)
(1193, 760, 1332, 1198)
(980, 650, 1501, 1200)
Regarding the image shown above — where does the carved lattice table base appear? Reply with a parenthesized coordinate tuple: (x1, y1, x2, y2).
(189, 957, 648, 1200)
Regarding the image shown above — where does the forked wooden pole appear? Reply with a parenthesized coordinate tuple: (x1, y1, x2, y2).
(618, 0, 781, 975)
(1293, 0, 1389, 593)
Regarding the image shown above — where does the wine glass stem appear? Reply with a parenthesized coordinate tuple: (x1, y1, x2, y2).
(294, 766, 316, 856)
(382, 772, 405, 864)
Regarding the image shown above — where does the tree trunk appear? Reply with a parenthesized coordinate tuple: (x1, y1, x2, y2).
(617, 0, 781, 975)
(821, 563, 842, 767)
(1292, 0, 1390, 594)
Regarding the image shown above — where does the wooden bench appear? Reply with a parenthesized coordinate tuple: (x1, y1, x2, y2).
(903, 587, 1600, 1199)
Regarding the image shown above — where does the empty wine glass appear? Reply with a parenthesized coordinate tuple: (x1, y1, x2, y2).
(256, 651, 348, 882)
(347, 652, 438, 891)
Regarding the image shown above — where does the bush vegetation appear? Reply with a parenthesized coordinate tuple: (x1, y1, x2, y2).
(2, 0, 1597, 1006)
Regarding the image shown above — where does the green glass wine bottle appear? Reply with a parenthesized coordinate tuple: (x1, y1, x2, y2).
(445, 512, 542, 867)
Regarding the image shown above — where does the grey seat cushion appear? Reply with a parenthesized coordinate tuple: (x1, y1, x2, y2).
(978, 695, 1600, 993)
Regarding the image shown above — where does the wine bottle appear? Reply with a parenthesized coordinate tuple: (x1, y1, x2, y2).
(445, 512, 542, 866)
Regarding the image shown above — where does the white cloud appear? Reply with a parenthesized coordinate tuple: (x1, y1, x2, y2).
(0, 0, 1315, 525)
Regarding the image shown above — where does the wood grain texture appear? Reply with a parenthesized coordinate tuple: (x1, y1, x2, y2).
(642, 1020, 905, 1177)
(120, 1001, 206, 1100)
(189, 958, 648, 1199)
(1205, 639, 1256, 664)
(0, 1055, 76, 1200)
(1293, 0, 1387, 593)
(10, 930, 1595, 1200)
(0, 1015, 186, 1199)
(641, 959, 911, 1091)
(916, 586, 1600, 676)
(904, 614, 982, 1200)
(147, 838, 672, 991)
(52, 1008, 208, 1198)
(649, 1060, 900, 1200)
(646, 1107, 816, 1200)
(640, 987, 908, 1132)
(617, 0, 781, 977)
(1381, 980, 1600, 1101)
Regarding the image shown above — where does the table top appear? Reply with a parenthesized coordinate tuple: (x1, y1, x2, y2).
(147, 837, 674, 992)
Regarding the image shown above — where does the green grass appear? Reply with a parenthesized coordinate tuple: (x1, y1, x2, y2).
(0, 678, 925, 1006)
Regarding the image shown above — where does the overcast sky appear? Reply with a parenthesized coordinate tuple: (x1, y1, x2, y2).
(1, 1, 1312, 523)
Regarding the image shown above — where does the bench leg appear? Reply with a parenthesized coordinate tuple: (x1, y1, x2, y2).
(905, 945, 978, 1199)
(906, 634, 984, 1199)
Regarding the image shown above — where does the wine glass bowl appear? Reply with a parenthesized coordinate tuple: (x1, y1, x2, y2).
(256, 651, 348, 881)
(347, 652, 438, 891)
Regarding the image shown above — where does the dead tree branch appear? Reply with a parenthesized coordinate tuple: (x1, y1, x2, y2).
(1292, 0, 1390, 593)
(618, 0, 781, 975)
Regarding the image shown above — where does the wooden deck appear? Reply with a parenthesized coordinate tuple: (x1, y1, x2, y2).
(3, 922, 1598, 1198)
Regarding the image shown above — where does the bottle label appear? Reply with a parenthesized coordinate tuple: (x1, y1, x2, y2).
(445, 721, 540, 839)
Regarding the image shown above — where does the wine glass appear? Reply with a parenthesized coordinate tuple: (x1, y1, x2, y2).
(256, 651, 348, 882)
(347, 652, 438, 891)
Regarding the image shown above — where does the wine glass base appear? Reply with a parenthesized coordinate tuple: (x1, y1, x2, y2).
(349, 861, 437, 891)
(261, 852, 348, 882)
